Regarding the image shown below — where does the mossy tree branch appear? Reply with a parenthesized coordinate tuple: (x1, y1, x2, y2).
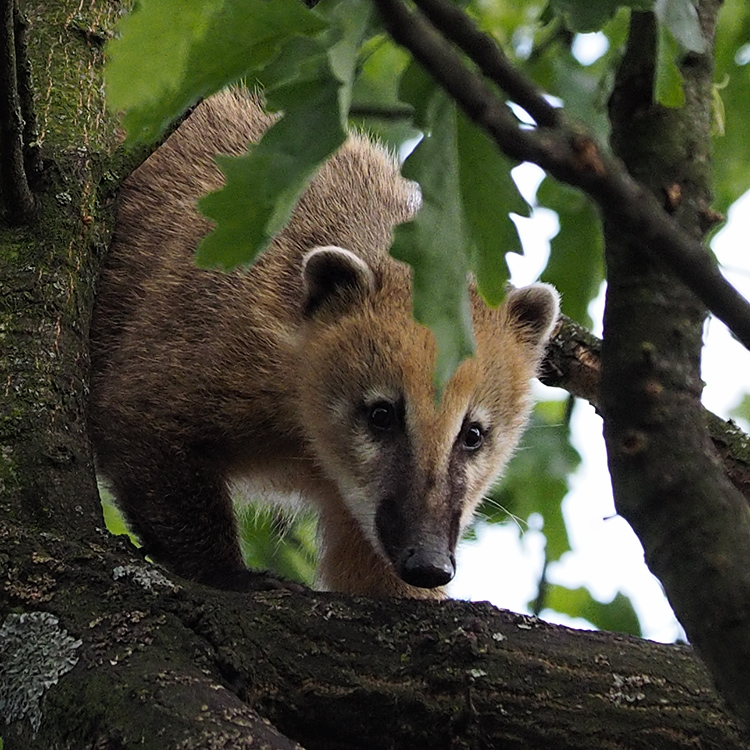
(2, 518, 748, 749)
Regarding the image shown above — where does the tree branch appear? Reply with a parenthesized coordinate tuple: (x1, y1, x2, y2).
(0, 0, 34, 223)
(411, 0, 561, 129)
(3, 519, 749, 749)
(370, 0, 750, 354)
(601, 3, 750, 728)
(540, 317, 750, 506)
(350, 102, 415, 120)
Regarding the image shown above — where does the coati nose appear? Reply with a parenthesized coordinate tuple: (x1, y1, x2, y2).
(399, 548, 456, 588)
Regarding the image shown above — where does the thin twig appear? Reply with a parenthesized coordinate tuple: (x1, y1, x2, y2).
(0, 0, 35, 223)
(350, 102, 414, 120)
(371, 0, 750, 353)
(14, 4, 41, 182)
(411, 0, 561, 128)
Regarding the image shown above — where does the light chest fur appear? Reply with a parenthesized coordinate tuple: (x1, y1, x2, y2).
(89, 89, 559, 598)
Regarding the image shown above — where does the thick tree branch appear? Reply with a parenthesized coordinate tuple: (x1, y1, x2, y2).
(370, 0, 750, 353)
(2, 520, 748, 750)
(540, 317, 750, 506)
(0, 0, 34, 223)
(601, 4, 750, 729)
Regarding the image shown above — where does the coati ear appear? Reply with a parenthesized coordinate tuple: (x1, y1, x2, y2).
(505, 283, 560, 348)
(301, 245, 376, 319)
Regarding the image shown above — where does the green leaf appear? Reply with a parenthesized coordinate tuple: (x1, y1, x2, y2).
(194, 0, 372, 269)
(350, 37, 418, 148)
(543, 585, 643, 636)
(321, 0, 373, 115)
(106, 0, 221, 127)
(392, 90, 475, 390)
(730, 394, 750, 425)
(99, 484, 139, 544)
(712, 0, 750, 213)
(395, 67, 528, 386)
(538, 179, 604, 326)
(655, 0, 707, 54)
(398, 60, 439, 129)
(456, 111, 523, 306)
(106, 0, 326, 142)
(197, 72, 346, 268)
(655, 23, 686, 107)
(548, 0, 622, 33)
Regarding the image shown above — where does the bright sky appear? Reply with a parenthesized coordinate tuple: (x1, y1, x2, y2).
(450, 170, 750, 643)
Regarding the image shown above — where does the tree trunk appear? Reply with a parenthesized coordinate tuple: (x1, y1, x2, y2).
(602, 2, 750, 726)
(0, 0, 120, 533)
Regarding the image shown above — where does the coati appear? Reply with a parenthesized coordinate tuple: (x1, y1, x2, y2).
(88, 88, 559, 599)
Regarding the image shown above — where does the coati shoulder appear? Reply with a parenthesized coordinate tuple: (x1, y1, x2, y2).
(89, 88, 559, 598)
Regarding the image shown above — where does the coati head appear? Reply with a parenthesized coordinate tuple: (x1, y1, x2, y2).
(297, 245, 559, 592)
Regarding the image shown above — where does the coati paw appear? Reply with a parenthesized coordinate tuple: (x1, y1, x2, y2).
(202, 568, 306, 595)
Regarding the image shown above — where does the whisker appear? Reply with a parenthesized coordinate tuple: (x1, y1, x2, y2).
(477, 495, 529, 533)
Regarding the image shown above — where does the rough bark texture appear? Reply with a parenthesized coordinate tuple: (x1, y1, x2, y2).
(602, 3, 750, 728)
(1, 519, 748, 750)
(0, 0, 121, 534)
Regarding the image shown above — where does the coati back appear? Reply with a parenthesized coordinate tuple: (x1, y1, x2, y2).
(89, 89, 559, 598)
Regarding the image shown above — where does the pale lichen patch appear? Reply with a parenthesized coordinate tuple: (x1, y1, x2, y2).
(0, 611, 81, 732)
(112, 563, 177, 591)
(608, 672, 666, 707)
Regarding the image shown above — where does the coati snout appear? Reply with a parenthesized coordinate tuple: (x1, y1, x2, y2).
(88, 89, 559, 599)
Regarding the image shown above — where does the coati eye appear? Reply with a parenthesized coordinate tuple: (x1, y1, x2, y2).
(462, 422, 485, 452)
(368, 401, 396, 432)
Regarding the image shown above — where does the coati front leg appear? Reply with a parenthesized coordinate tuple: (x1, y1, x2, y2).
(102, 445, 254, 591)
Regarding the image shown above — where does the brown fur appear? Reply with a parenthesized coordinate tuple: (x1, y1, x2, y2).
(89, 89, 559, 598)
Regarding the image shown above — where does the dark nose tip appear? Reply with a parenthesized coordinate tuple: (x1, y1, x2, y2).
(399, 548, 456, 588)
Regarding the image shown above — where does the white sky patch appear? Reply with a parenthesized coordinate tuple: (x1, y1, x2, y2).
(572, 32, 610, 66)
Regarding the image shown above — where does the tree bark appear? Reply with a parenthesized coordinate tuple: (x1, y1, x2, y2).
(0, 0, 120, 534)
(602, 2, 750, 728)
(1, 519, 748, 750)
